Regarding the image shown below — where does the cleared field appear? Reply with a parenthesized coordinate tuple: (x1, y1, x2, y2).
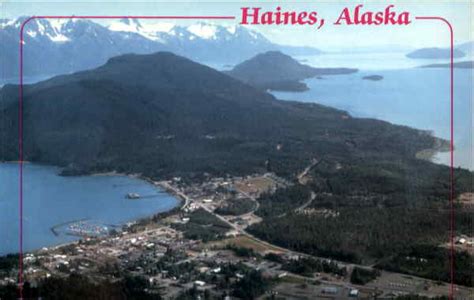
(459, 193, 474, 205)
(234, 176, 276, 196)
(365, 271, 473, 299)
(268, 281, 354, 300)
(205, 235, 285, 254)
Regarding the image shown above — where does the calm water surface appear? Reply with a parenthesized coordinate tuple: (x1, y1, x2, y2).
(0, 163, 179, 255)
(1, 53, 471, 256)
(272, 54, 473, 170)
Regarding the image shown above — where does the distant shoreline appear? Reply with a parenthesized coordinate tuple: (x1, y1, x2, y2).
(0, 164, 182, 256)
(415, 136, 451, 166)
(87, 170, 186, 211)
(419, 60, 473, 69)
(88, 170, 186, 206)
(0, 161, 185, 208)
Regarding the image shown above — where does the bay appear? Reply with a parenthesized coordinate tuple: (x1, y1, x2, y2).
(0, 163, 179, 255)
(271, 60, 472, 170)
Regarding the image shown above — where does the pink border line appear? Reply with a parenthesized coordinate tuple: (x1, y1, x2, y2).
(18, 14, 235, 299)
(17, 14, 455, 300)
(415, 16, 455, 300)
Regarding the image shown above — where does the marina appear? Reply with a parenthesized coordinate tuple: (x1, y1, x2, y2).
(51, 220, 113, 238)
(0, 163, 179, 255)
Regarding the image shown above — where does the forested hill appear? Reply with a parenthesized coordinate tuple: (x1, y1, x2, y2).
(225, 51, 357, 91)
(0, 51, 441, 180)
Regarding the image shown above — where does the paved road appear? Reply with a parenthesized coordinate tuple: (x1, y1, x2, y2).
(297, 158, 322, 184)
(156, 181, 191, 210)
(160, 178, 472, 298)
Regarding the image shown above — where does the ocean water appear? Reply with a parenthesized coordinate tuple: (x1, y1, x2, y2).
(294, 51, 470, 70)
(0, 163, 179, 255)
(271, 54, 473, 170)
(0, 53, 471, 257)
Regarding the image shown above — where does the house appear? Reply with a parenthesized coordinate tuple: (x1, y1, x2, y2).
(194, 280, 206, 287)
(349, 289, 359, 297)
(322, 287, 338, 294)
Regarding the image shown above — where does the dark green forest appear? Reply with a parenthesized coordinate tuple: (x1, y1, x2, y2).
(0, 52, 446, 182)
(1, 51, 472, 290)
(350, 267, 380, 285)
(225, 51, 357, 91)
(0, 274, 161, 300)
(214, 197, 256, 215)
(377, 245, 473, 287)
(172, 208, 231, 242)
(281, 257, 347, 277)
(248, 162, 473, 286)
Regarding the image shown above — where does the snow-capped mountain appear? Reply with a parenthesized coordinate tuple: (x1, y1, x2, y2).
(106, 18, 175, 42)
(0, 17, 320, 80)
(1, 17, 164, 80)
(106, 19, 271, 44)
(105, 19, 310, 64)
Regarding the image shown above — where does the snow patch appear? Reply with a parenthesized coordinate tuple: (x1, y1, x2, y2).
(225, 25, 237, 34)
(26, 30, 37, 38)
(36, 20, 46, 35)
(107, 19, 169, 42)
(48, 33, 70, 42)
(146, 22, 174, 33)
(108, 19, 141, 34)
(187, 23, 217, 40)
(0, 19, 16, 29)
(48, 19, 65, 32)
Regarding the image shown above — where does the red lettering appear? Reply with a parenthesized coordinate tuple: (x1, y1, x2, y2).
(399, 12, 411, 25)
(282, 11, 297, 24)
(361, 12, 372, 25)
(275, 6, 283, 24)
(354, 5, 363, 25)
(385, 5, 396, 24)
(261, 11, 274, 24)
(374, 12, 384, 25)
(240, 7, 260, 25)
(334, 7, 352, 25)
(333, 5, 411, 26)
(307, 12, 318, 25)
(297, 12, 308, 24)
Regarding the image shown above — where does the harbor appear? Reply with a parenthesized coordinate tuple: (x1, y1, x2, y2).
(0, 163, 179, 255)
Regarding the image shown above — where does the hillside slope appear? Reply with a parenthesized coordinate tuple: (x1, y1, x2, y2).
(0, 52, 441, 180)
(0, 18, 321, 80)
(225, 51, 357, 91)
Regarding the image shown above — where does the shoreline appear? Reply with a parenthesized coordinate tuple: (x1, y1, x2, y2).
(0, 167, 184, 257)
(89, 170, 188, 209)
(415, 135, 453, 168)
(88, 170, 188, 210)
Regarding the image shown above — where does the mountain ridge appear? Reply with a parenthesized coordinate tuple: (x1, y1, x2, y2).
(0, 51, 438, 180)
(225, 51, 357, 91)
(0, 17, 321, 79)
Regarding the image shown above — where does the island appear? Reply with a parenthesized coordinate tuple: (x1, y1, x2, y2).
(362, 75, 383, 81)
(419, 60, 474, 69)
(406, 47, 465, 59)
(224, 51, 357, 92)
(0, 51, 472, 299)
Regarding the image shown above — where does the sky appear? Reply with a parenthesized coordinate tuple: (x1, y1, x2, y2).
(0, 0, 472, 50)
